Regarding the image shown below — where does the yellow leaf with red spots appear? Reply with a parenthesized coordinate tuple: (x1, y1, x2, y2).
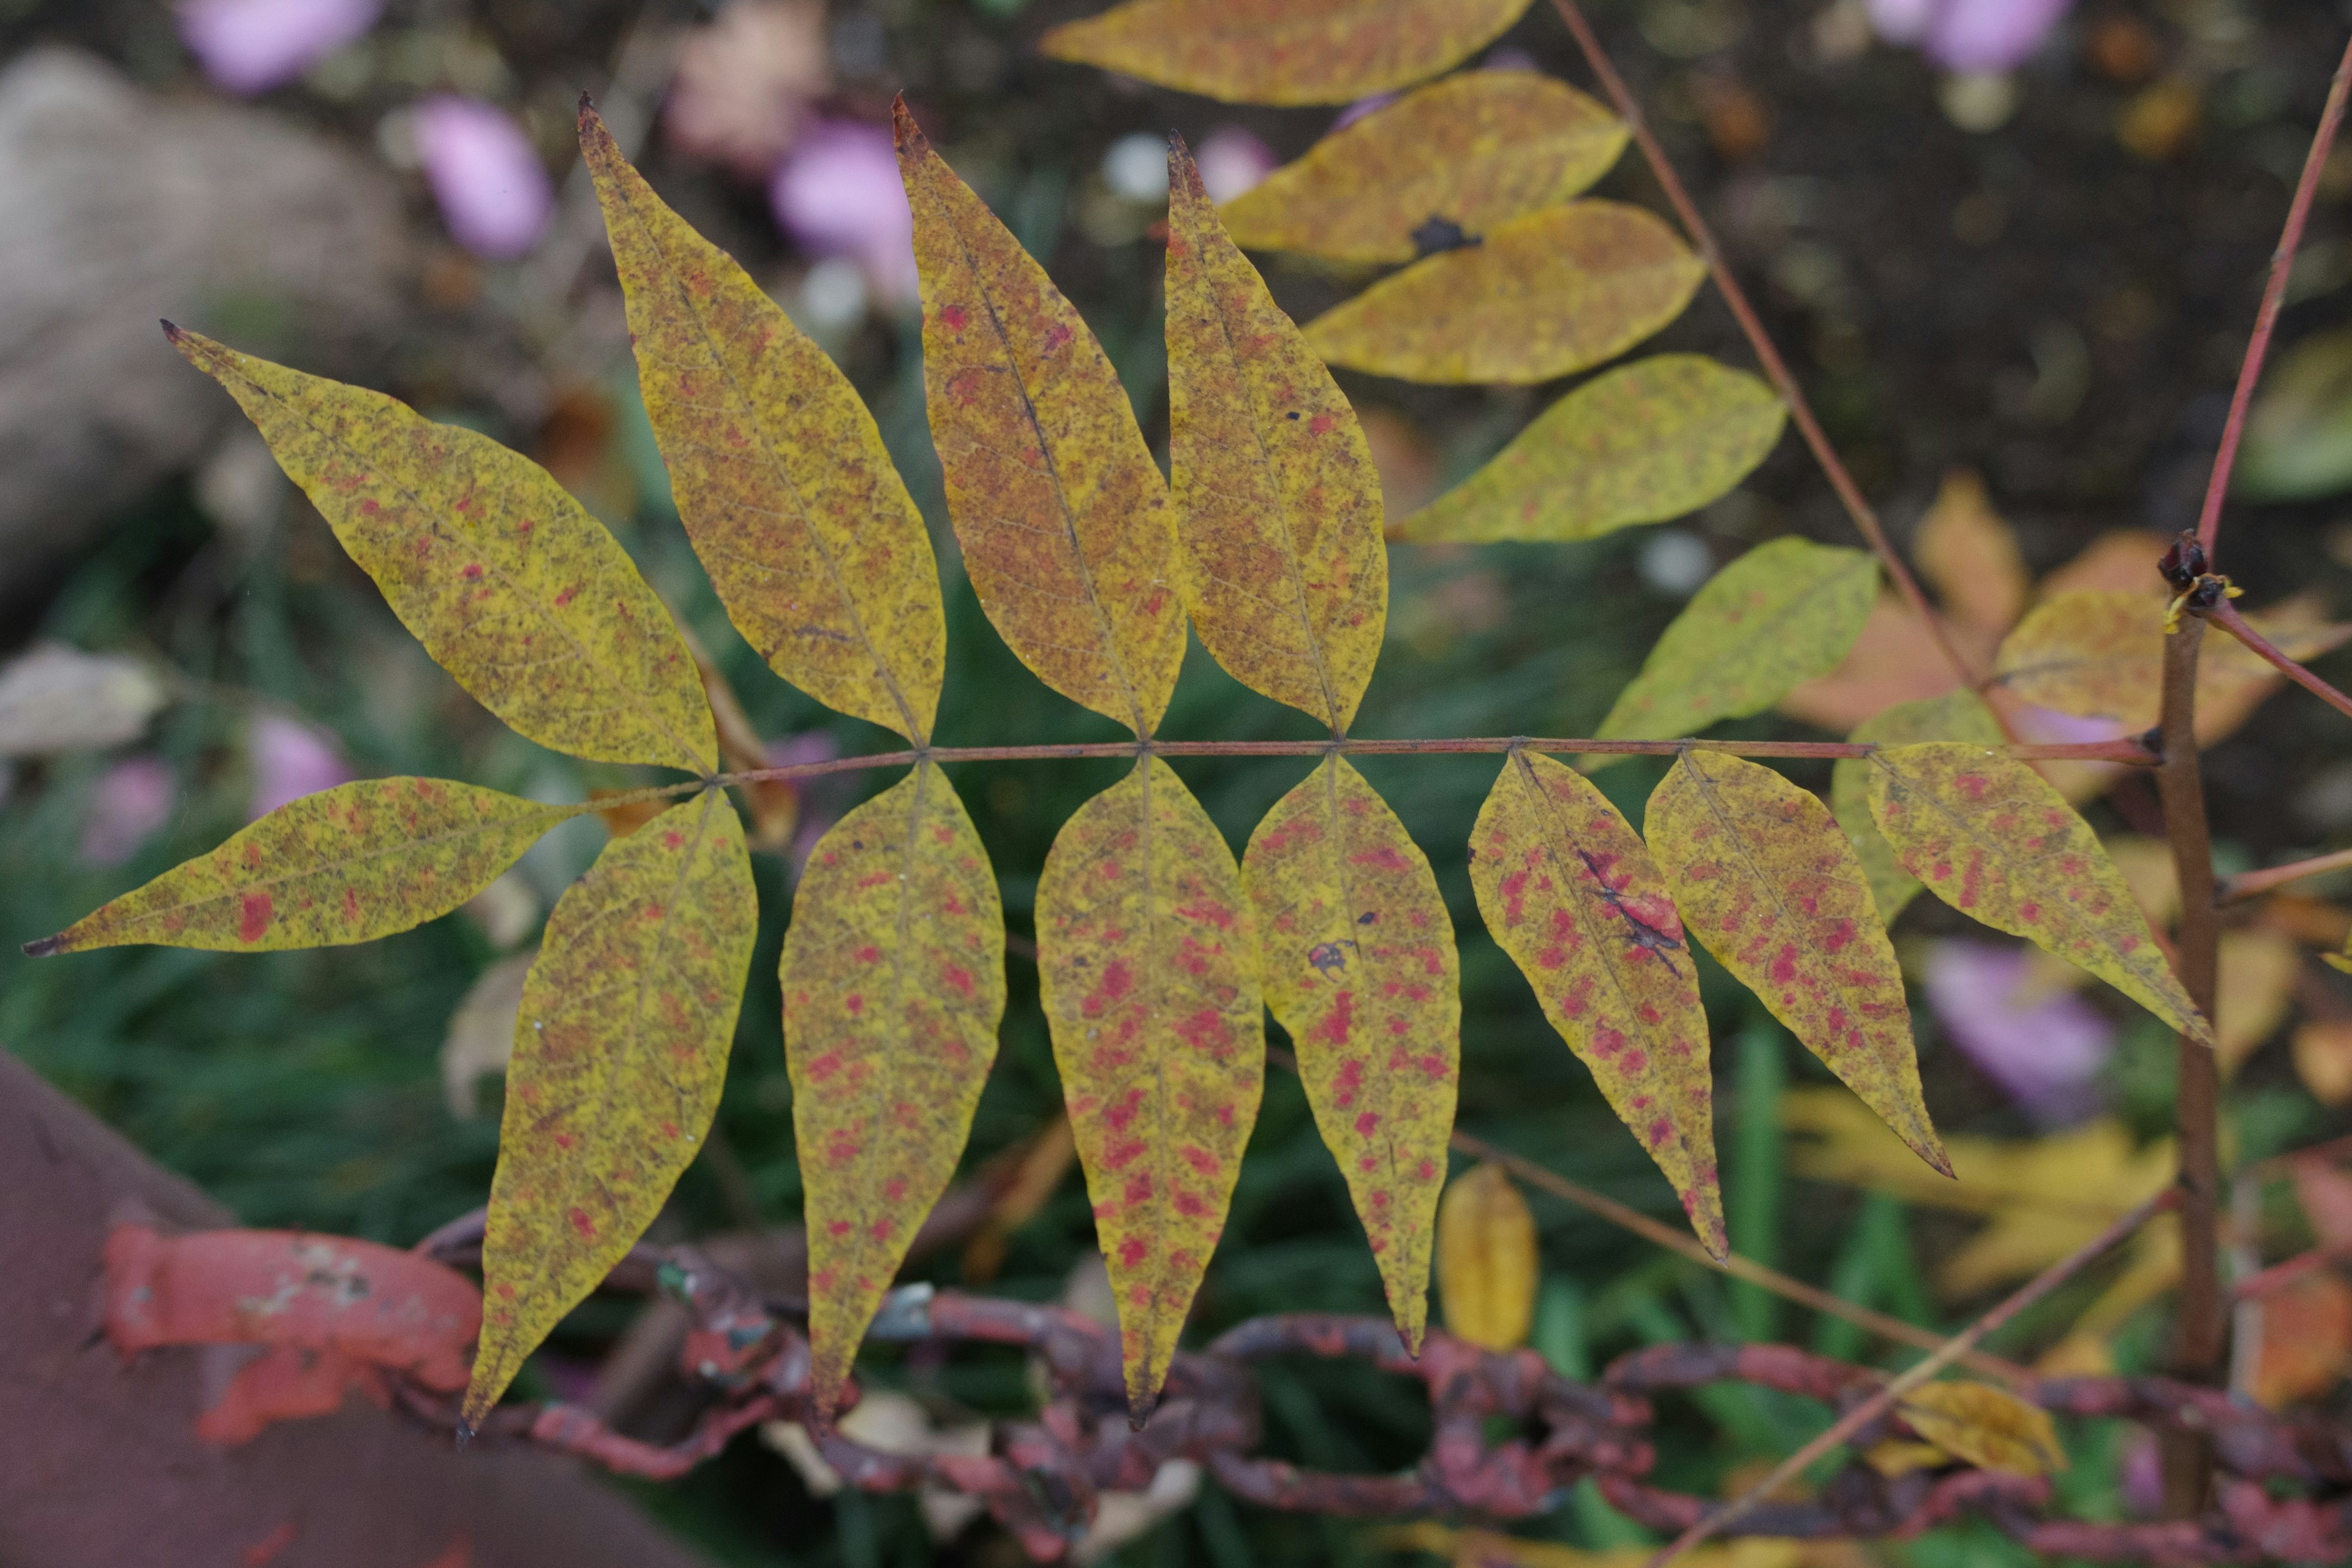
(896, 100, 1183, 737)
(166, 327, 715, 774)
(466, 789, 756, 1428)
(1829, 690, 2007, 926)
(1646, 751, 1948, 1176)
(1864, 744, 2210, 1043)
(1038, 758, 1264, 1420)
(1467, 750, 1725, 1259)
(1435, 1162, 1537, 1352)
(27, 778, 576, 956)
(1166, 137, 1386, 733)
(1243, 757, 1457, 1349)
(1038, 0, 1536, 107)
(782, 763, 1005, 1419)
(582, 107, 943, 744)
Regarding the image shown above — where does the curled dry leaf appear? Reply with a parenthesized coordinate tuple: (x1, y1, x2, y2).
(1039, 0, 1536, 107)
(1243, 756, 1458, 1350)
(585, 105, 943, 744)
(1468, 750, 1725, 1257)
(28, 778, 575, 956)
(167, 327, 717, 775)
(897, 101, 1183, 736)
(1166, 138, 1386, 733)
(1219, 72, 1626, 264)
(1434, 1163, 1536, 1352)
(1830, 690, 2007, 925)
(1596, 538, 1878, 753)
(1038, 758, 1264, 1420)
(1864, 743, 2210, 1043)
(783, 763, 1005, 1419)
(1896, 1381, 2067, 1477)
(1646, 750, 1947, 1175)
(1995, 589, 2352, 729)
(1303, 202, 1705, 386)
(1404, 355, 1784, 544)
(467, 790, 757, 1427)
(0, 643, 168, 758)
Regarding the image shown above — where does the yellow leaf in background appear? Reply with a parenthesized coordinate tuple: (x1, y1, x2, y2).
(1379, 1522, 1801, 1568)
(2035, 529, 2172, 600)
(1303, 203, 1705, 386)
(168, 328, 717, 775)
(1245, 757, 1458, 1351)
(1038, 758, 1265, 1420)
(895, 101, 1185, 737)
(1866, 744, 2210, 1043)
(1595, 538, 1878, 754)
(1468, 751, 1726, 1259)
(2252, 1273, 2352, 1409)
(1038, 0, 1535, 107)
(1166, 139, 1387, 733)
(1996, 590, 2352, 729)
(466, 790, 757, 1427)
(1436, 1163, 1536, 1351)
(2294, 1019, 2352, 1106)
(1896, 1381, 2067, 1477)
(1220, 72, 1626, 264)
(583, 107, 944, 745)
(28, 778, 575, 956)
(2103, 835, 2182, 931)
(2216, 929, 2301, 1077)
(1863, 1441, 1951, 1478)
(1912, 471, 2029, 638)
(1829, 690, 2006, 926)
(1402, 355, 1784, 545)
(1647, 752, 1947, 1175)
(782, 764, 1005, 1419)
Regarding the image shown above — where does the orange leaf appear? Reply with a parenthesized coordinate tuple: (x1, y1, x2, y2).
(1038, 0, 1536, 107)
(2293, 1158, 2352, 1243)
(1646, 751, 1947, 1175)
(1243, 756, 1457, 1349)
(2253, 1272, 2352, 1409)
(2294, 1020, 2352, 1107)
(1913, 470, 2027, 637)
(896, 100, 1183, 737)
(1038, 758, 1264, 1419)
(782, 763, 1005, 1419)
(1435, 1163, 1536, 1352)
(1467, 750, 1725, 1258)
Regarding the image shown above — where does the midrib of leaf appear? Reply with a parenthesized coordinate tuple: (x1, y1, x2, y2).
(859, 762, 933, 1225)
(1507, 750, 1660, 1047)
(1137, 758, 1174, 1357)
(1318, 760, 1402, 1216)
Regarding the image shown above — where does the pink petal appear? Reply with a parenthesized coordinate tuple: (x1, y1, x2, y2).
(2004, 702, 2128, 745)
(413, 96, 555, 260)
(248, 715, 353, 820)
(1194, 126, 1276, 205)
(179, 0, 383, 96)
(1923, 940, 2115, 1125)
(769, 119, 918, 307)
(1332, 93, 1396, 130)
(82, 756, 178, 867)
(1928, 0, 2071, 71)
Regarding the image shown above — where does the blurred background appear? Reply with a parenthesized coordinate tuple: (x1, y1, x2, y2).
(4, 0, 2352, 1562)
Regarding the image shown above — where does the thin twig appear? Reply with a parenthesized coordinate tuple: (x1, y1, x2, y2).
(1643, 1188, 2177, 1568)
(2233, 1236, 2352, 1302)
(2218, 844, 2352, 903)
(2194, 35, 2352, 566)
(2203, 600, 2352, 723)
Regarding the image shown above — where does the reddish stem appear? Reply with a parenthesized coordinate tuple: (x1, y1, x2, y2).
(2221, 845, 2352, 904)
(2203, 599, 2352, 723)
(2233, 1236, 2352, 1302)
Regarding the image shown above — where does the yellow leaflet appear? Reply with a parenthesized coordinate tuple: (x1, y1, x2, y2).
(1039, 0, 1534, 107)
(1038, 758, 1264, 1420)
(1468, 750, 1725, 1258)
(1996, 589, 2352, 728)
(1594, 538, 1877, 756)
(167, 328, 715, 774)
(582, 107, 943, 744)
(1303, 203, 1703, 386)
(1435, 1163, 1536, 1352)
(782, 763, 1005, 1419)
(1167, 140, 1387, 733)
(1830, 690, 2005, 925)
(1404, 356, 1784, 544)
(895, 101, 1183, 737)
(1221, 73, 1625, 264)
(28, 778, 575, 956)
(1865, 743, 2211, 1043)
(1243, 757, 1457, 1349)
(466, 790, 756, 1427)
(1912, 472, 2027, 637)
(1897, 1382, 2067, 1477)
(1646, 752, 1947, 1175)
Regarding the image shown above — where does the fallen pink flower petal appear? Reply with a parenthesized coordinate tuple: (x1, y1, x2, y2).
(1194, 125, 1276, 204)
(771, 119, 918, 306)
(179, 0, 383, 96)
(247, 714, 353, 820)
(413, 95, 556, 260)
(81, 755, 177, 867)
(1923, 939, 2115, 1125)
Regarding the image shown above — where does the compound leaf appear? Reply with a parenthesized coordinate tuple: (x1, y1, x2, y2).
(1404, 355, 1784, 543)
(1167, 138, 1387, 732)
(1303, 203, 1703, 386)
(1221, 72, 1626, 265)
(1865, 744, 2211, 1043)
(1243, 756, 1457, 1349)
(167, 327, 716, 775)
(897, 100, 1183, 737)
(1596, 538, 1877, 752)
(466, 789, 757, 1427)
(1039, 0, 1536, 107)
(783, 763, 1005, 1419)
(1038, 758, 1264, 1420)
(583, 105, 943, 744)
(1646, 751, 1947, 1175)
(1434, 1163, 1536, 1352)
(1468, 750, 1725, 1257)
(29, 778, 577, 956)
(1830, 690, 2006, 926)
